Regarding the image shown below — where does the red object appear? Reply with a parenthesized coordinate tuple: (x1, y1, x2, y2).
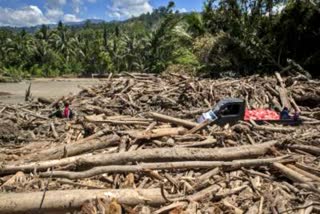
(244, 109, 280, 121)
(64, 107, 70, 118)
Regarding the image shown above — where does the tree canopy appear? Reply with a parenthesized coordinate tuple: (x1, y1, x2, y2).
(0, 0, 319, 79)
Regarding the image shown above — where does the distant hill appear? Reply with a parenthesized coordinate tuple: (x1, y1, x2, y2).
(0, 19, 107, 33)
(0, 10, 189, 33)
(64, 19, 106, 26)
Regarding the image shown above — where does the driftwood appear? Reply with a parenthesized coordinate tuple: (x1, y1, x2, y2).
(148, 112, 198, 128)
(38, 97, 53, 105)
(24, 134, 120, 162)
(273, 163, 312, 183)
(40, 156, 289, 179)
(130, 127, 186, 140)
(0, 189, 169, 213)
(0, 72, 319, 213)
(287, 144, 320, 156)
(0, 140, 278, 175)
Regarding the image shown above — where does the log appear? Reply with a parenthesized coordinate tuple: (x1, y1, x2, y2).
(275, 72, 286, 88)
(253, 124, 295, 133)
(1, 140, 278, 175)
(176, 137, 217, 148)
(192, 168, 220, 190)
(38, 97, 53, 105)
(148, 112, 198, 128)
(272, 163, 312, 183)
(20, 108, 48, 120)
(0, 106, 6, 114)
(50, 122, 59, 139)
(40, 156, 288, 179)
(24, 134, 120, 162)
(90, 120, 150, 125)
(0, 189, 169, 213)
(76, 127, 110, 144)
(278, 87, 291, 109)
(154, 202, 187, 214)
(287, 164, 320, 182)
(295, 163, 320, 177)
(275, 72, 291, 109)
(187, 183, 222, 201)
(130, 127, 186, 140)
(187, 119, 212, 134)
(287, 144, 320, 156)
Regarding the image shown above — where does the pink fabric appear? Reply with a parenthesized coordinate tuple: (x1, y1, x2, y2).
(244, 109, 280, 121)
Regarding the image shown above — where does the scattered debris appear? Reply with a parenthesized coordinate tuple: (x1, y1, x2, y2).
(0, 72, 319, 213)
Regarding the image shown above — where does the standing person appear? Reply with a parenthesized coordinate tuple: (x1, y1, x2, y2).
(63, 103, 73, 119)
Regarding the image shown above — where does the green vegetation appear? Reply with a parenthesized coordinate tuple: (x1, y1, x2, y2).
(0, 0, 319, 79)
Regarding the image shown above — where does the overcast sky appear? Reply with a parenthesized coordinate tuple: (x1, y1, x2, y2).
(0, 0, 203, 27)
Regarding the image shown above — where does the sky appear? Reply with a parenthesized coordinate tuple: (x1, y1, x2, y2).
(0, 0, 203, 27)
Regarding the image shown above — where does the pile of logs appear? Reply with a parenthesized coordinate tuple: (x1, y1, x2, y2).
(0, 72, 320, 214)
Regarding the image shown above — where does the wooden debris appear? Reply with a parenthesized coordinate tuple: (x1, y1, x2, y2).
(0, 72, 319, 213)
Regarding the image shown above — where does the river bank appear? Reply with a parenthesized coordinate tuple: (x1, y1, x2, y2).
(0, 78, 103, 104)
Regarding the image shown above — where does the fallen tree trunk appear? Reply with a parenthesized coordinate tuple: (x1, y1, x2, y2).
(148, 112, 198, 128)
(295, 163, 320, 177)
(24, 135, 120, 162)
(253, 124, 295, 133)
(286, 144, 320, 156)
(278, 87, 291, 109)
(40, 156, 289, 179)
(130, 127, 186, 140)
(272, 163, 312, 183)
(287, 164, 320, 182)
(187, 119, 212, 134)
(0, 189, 168, 213)
(0, 140, 278, 175)
(176, 137, 217, 147)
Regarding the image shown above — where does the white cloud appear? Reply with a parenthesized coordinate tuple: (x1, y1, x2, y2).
(0, 0, 100, 27)
(46, 8, 64, 21)
(107, 0, 153, 19)
(63, 14, 82, 22)
(0, 5, 51, 27)
(178, 8, 187, 13)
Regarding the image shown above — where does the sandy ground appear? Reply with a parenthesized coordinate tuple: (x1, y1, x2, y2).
(0, 78, 103, 104)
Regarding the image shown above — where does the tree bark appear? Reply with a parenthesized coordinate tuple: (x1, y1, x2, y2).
(278, 87, 291, 109)
(287, 144, 320, 156)
(40, 156, 289, 179)
(148, 112, 198, 128)
(0, 140, 278, 175)
(24, 134, 120, 162)
(176, 137, 217, 148)
(0, 189, 168, 214)
(130, 127, 186, 140)
(253, 124, 295, 133)
(272, 163, 312, 183)
(187, 119, 212, 134)
(287, 164, 320, 182)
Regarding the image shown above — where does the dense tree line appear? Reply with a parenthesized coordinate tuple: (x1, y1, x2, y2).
(0, 0, 319, 80)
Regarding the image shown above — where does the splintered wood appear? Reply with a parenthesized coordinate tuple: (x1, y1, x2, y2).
(0, 72, 320, 213)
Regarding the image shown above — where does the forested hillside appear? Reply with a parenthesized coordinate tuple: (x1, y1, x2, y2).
(0, 0, 319, 79)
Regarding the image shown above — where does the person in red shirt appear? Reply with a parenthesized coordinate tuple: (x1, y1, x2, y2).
(63, 103, 73, 119)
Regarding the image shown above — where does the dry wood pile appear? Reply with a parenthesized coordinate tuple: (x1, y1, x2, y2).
(0, 72, 320, 214)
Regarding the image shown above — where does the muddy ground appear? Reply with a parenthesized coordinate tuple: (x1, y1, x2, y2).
(0, 78, 103, 104)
